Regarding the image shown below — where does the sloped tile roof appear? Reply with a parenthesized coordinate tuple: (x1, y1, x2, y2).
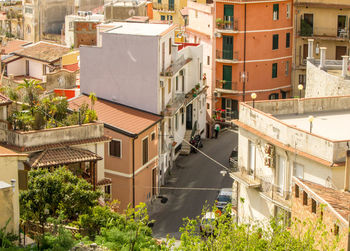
(69, 95, 162, 136)
(29, 147, 102, 168)
(0, 145, 26, 157)
(0, 40, 31, 55)
(13, 41, 70, 63)
(0, 93, 12, 106)
(97, 177, 112, 186)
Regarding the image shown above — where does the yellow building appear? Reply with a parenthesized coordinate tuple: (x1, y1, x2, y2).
(293, 0, 350, 97)
(152, 0, 187, 26)
(0, 146, 27, 235)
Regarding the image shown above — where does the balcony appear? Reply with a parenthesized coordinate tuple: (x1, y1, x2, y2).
(152, 2, 175, 12)
(259, 177, 291, 210)
(299, 23, 349, 41)
(216, 50, 239, 64)
(216, 18, 239, 34)
(230, 166, 261, 188)
(215, 80, 239, 94)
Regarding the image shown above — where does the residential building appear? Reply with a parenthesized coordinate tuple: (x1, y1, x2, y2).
(152, 0, 187, 25)
(292, 0, 350, 97)
(232, 96, 350, 224)
(0, 1, 24, 39)
(0, 95, 27, 235)
(214, 0, 293, 121)
(23, 0, 75, 42)
(69, 95, 162, 210)
(80, 22, 206, 178)
(292, 177, 350, 250)
(1, 42, 78, 94)
(186, 0, 214, 136)
(304, 43, 350, 98)
(104, 0, 151, 22)
(64, 12, 104, 48)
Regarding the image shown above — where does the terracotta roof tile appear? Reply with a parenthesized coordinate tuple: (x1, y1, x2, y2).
(0, 40, 31, 55)
(13, 41, 70, 63)
(69, 95, 162, 135)
(0, 93, 11, 106)
(0, 145, 26, 157)
(0, 136, 110, 153)
(97, 178, 112, 186)
(29, 147, 102, 168)
(296, 178, 350, 223)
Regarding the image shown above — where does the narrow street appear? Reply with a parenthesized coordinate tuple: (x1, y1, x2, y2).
(148, 129, 238, 239)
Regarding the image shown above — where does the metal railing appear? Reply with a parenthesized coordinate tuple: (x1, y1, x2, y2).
(152, 2, 175, 11)
(216, 80, 238, 91)
(260, 177, 291, 206)
(216, 18, 238, 31)
(216, 50, 239, 61)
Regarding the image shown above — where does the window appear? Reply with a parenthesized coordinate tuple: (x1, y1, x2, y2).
(158, 0, 161, 3)
(169, 38, 172, 55)
(285, 61, 289, 76)
(299, 74, 306, 85)
(269, 93, 279, 100)
(181, 108, 184, 124)
(286, 33, 290, 48)
(104, 185, 111, 195)
(207, 56, 210, 65)
(176, 76, 178, 91)
(151, 132, 155, 141)
(167, 15, 173, 21)
(303, 191, 308, 205)
(272, 63, 278, 78)
(168, 79, 171, 94)
(273, 34, 279, 50)
(142, 137, 148, 165)
(161, 15, 165, 21)
(311, 199, 316, 214)
(273, 4, 279, 20)
(334, 224, 339, 236)
(248, 141, 255, 176)
(175, 113, 178, 130)
(286, 3, 291, 19)
(207, 103, 210, 109)
(109, 140, 121, 158)
(277, 155, 285, 194)
(25, 7, 33, 14)
(295, 184, 299, 198)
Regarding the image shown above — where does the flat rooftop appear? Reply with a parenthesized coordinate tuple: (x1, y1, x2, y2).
(105, 22, 173, 36)
(275, 110, 350, 141)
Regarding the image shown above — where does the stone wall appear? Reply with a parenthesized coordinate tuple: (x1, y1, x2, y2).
(74, 21, 99, 48)
(305, 61, 350, 98)
(45, 68, 77, 90)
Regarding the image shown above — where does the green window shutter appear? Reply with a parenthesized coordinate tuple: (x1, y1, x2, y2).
(273, 34, 279, 50)
(222, 98, 226, 110)
(272, 63, 278, 78)
(222, 36, 233, 60)
(286, 33, 290, 48)
(223, 65, 232, 89)
(224, 5, 233, 17)
(273, 4, 279, 20)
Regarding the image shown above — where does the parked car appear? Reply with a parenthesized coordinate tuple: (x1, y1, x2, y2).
(200, 212, 217, 235)
(229, 147, 238, 168)
(215, 188, 233, 212)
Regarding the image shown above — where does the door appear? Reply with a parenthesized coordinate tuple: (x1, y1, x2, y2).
(303, 44, 308, 62)
(225, 99, 232, 119)
(303, 14, 313, 34)
(224, 5, 233, 29)
(186, 104, 192, 130)
(222, 36, 233, 60)
(232, 99, 238, 118)
(336, 46, 347, 60)
(222, 65, 232, 89)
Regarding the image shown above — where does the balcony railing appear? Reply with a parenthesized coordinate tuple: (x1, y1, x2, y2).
(230, 166, 261, 188)
(152, 2, 175, 11)
(259, 177, 292, 209)
(216, 80, 238, 91)
(299, 23, 349, 39)
(216, 50, 239, 62)
(216, 18, 238, 32)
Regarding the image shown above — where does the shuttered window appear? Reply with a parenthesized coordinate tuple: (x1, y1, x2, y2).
(142, 138, 148, 165)
(286, 33, 290, 48)
(273, 4, 279, 20)
(272, 63, 278, 78)
(272, 34, 279, 50)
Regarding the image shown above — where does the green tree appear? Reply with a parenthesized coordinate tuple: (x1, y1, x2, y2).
(17, 79, 43, 111)
(20, 167, 101, 234)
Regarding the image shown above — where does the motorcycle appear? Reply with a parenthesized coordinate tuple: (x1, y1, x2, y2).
(190, 134, 203, 153)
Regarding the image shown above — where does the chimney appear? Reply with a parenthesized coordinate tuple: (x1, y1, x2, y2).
(319, 47, 327, 70)
(345, 150, 350, 192)
(307, 39, 314, 59)
(342, 55, 349, 78)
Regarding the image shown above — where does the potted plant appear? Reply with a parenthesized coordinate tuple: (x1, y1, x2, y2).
(216, 18, 223, 29)
(191, 88, 196, 93)
(195, 83, 200, 90)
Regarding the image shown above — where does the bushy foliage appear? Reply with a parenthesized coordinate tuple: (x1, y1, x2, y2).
(40, 225, 76, 251)
(0, 218, 18, 248)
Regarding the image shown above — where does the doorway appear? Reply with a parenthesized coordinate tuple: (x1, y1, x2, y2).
(186, 104, 192, 130)
(336, 46, 347, 60)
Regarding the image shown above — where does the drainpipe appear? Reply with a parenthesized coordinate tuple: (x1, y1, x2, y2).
(345, 150, 350, 192)
(132, 137, 136, 208)
(342, 55, 349, 78)
(242, 3, 247, 102)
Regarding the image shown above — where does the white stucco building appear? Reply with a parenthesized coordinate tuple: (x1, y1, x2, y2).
(80, 22, 206, 183)
(232, 96, 350, 224)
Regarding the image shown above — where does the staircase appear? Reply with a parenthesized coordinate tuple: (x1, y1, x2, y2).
(180, 130, 192, 155)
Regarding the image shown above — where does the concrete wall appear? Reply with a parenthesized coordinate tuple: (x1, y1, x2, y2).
(305, 61, 350, 98)
(28, 60, 43, 79)
(7, 58, 25, 76)
(5, 123, 104, 148)
(45, 69, 77, 90)
(80, 33, 159, 114)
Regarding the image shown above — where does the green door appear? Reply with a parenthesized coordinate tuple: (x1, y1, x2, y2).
(224, 5, 234, 28)
(223, 65, 232, 89)
(222, 36, 233, 60)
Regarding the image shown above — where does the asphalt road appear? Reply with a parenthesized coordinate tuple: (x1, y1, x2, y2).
(148, 129, 238, 239)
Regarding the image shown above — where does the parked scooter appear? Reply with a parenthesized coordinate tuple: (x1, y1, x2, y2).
(190, 134, 203, 153)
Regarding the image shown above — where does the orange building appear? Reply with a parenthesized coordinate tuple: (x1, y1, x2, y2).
(214, 0, 293, 120)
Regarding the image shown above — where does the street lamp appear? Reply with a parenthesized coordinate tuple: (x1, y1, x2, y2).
(251, 93, 257, 108)
(308, 115, 314, 133)
(298, 84, 304, 98)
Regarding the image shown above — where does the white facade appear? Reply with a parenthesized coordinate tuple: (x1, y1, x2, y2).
(80, 22, 206, 182)
(6, 58, 48, 80)
(233, 97, 350, 224)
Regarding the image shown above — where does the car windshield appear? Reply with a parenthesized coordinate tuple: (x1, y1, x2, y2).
(217, 195, 231, 203)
